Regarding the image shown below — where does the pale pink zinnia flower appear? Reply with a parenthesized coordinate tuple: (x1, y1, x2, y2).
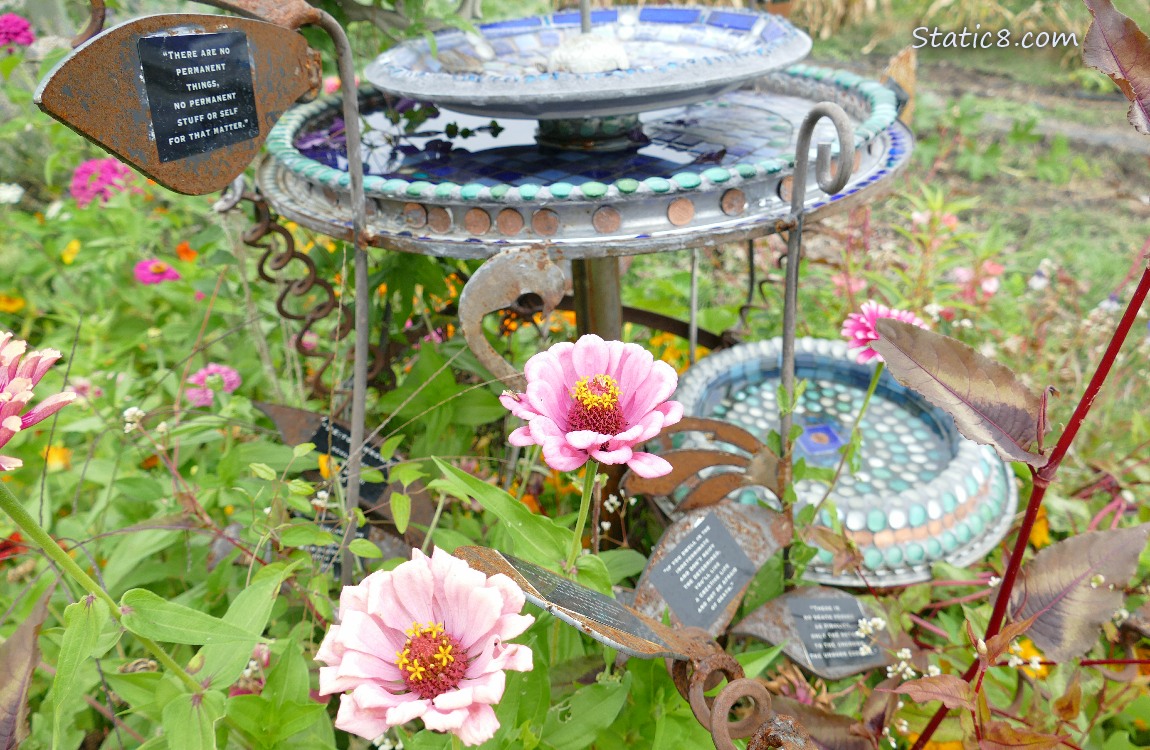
(186, 363, 242, 407)
(0, 331, 77, 471)
(841, 301, 929, 364)
(316, 547, 534, 746)
(500, 334, 683, 478)
(0, 14, 33, 53)
(70, 158, 135, 208)
(134, 259, 181, 285)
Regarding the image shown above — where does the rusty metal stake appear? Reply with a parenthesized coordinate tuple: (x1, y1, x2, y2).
(313, 11, 370, 586)
(777, 104, 854, 490)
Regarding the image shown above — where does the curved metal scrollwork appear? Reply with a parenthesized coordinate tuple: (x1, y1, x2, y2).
(215, 178, 389, 398)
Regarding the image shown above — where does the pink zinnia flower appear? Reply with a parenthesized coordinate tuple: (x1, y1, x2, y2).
(134, 259, 181, 285)
(0, 331, 77, 471)
(316, 547, 534, 746)
(186, 363, 242, 407)
(70, 158, 135, 208)
(0, 14, 33, 53)
(841, 301, 929, 364)
(499, 334, 683, 478)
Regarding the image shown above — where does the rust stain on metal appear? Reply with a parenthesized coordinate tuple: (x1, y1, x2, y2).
(667, 197, 696, 226)
(531, 208, 560, 236)
(464, 207, 492, 235)
(427, 206, 452, 233)
(621, 417, 781, 509)
(778, 175, 794, 203)
(721, 188, 747, 216)
(748, 713, 819, 750)
(711, 678, 776, 747)
(458, 247, 567, 390)
(592, 206, 622, 234)
(37, 14, 321, 196)
(403, 202, 427, 228)
(632, 502, 793, 639)
(496, 208, 525, 235)
(192, 0, 322, 29)
(253, 401, 434, 546)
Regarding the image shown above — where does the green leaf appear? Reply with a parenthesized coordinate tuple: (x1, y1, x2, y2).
(575, 555, 613, 595)
(430, 458, 570, 569)
(291, 442, 315, 459)
(598, 549, 647, 585)
(162, 691, 225, 750)
(121, 589, 264, 646)
(102, 529, 182, 595)
(278, 523, 335, 548)
(250, 463, 277, 481)
(349, 538, 382, 558)
(196, 561, 301, 690)
(391, 462, 425, 488)
(542, 673, 632, 750)
(734, 643, 786, 680)
(391, 492, 411, 534)
(52, 596, 110, 748)
(378, 434, 405, 462)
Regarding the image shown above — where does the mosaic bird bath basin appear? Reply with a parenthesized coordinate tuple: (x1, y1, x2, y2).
(364, 7, 812, 123)
(673, 338, 1018, 587)
(258, 65, 908, 258)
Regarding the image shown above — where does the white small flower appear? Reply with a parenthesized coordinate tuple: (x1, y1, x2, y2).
(262, 507, 271, 515)
(155, 421, 169, 436)
(927, 665, 941, 677)
(122, 406, 146, 433)
(1029, 656, 1042, 671)
(1007, 654, 1024, 668)
(45, 200, 65, 220)
(599, 521, 611, 532)
(858, 645, 873, 656)
(869, 616, 886, 631)
(987, 576, 1002, 587)
(958, 318, 974, 329)
(0, 183, 24, 205)
(896, 647, 912, 661)
(628, 495, 637, 507)
(897, 700, 905, 709)
(1113, 608, 1130, 625)
(975, 638, 987, 656)
(856, 618, 874, 637)
(896, 718, 909, 734)
(923, 303, 944, 320)
(1027, 271, 1049, 292)
(901, 663, 917, 680)
(602, 494, 622, 514)
(1090, 574, 1105, 589)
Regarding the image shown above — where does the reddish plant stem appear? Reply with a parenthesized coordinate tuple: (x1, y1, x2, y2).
(912, 264, 1150, 750)
(908, 612, 948, 639)
(1080, 658, 1150, 666)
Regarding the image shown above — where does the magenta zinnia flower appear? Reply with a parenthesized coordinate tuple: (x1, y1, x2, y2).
(499, 334, 683, 478)
(70, 158, 135, 208)
(316, 548, 534, 746)
(134, 259, 181, 285)
(0, 14, 33, 53)
(841, 301, 929, 364)
(185, 363, 242, 407)
(0, 332, 77, 471)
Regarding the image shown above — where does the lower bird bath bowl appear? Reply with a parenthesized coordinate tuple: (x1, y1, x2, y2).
(673, 338, 1018, 587)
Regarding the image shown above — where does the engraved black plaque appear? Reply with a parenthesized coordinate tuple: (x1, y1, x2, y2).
(789, 597, 877, 669)
(138, 31, 260, 162)
(309, 417, 392, 504)
(292, 511, 368, 577)
(646, 513, 757, 630)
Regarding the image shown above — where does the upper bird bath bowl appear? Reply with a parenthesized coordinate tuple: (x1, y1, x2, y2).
(364, 6, 812, 151)
(673, 338, 1018, 587)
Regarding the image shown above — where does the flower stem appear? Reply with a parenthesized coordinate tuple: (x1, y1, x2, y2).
(912, 260, 1150, 750)
(813, 361, 884, 514)
(422, 491, 447, 555)
(0, 480, 203, 694)
(567, 461, 599, 569)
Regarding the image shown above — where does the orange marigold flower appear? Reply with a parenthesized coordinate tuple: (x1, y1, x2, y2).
(175, 241, 198, 262)
(0, 295, 25, 314)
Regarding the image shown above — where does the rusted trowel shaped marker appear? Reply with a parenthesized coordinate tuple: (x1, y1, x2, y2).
(36, 14, 320, 195)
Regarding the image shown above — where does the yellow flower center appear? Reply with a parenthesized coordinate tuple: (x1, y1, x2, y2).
(568, 374, 626, 435)
(149, 261, 169, 274)
(395, 621, 467, 699)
